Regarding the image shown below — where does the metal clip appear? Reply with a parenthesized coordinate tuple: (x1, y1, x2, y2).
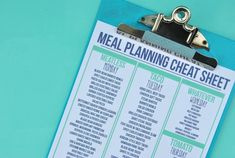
(117, 6, 218, 70)
(139, 6, 209, 51)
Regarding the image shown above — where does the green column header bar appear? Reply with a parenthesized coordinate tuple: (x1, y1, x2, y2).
(138, 63, 181, 82)
(163, 130, 205, 149)
(93, 45, 137, 65)
(182, 79, 224, 98)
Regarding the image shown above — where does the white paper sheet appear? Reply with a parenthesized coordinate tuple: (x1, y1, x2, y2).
(48, 21, 235, 158)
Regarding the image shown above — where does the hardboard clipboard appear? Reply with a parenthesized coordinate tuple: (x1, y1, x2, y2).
(48, 0, 235, 157)
(94, 0, 235, 157)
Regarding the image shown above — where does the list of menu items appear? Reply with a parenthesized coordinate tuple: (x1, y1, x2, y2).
(48, 21, 235, 158)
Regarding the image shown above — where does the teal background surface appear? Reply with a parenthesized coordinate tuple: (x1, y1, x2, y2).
(0, 0, 234, 157)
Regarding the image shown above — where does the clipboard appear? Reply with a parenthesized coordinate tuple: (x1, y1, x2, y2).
(93, 1, 235, 157)
(48, 0, 235, 157)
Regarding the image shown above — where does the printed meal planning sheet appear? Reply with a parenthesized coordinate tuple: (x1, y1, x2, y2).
(48, 21, 235, 158)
